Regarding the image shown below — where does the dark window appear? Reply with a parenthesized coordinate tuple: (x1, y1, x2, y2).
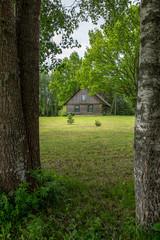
(81, 94, 86, 101)
(88, 105, 93, 112)
(74, 105, 80, 112)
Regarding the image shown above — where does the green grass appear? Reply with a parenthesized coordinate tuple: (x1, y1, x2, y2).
(40, 116, 134, 184)
(38, 116, 138, 239)
(0, 116, 157, 239)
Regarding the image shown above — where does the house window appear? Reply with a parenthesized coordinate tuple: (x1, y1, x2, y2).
(74, 105, 80, 112)
(88, 105, 93, 112)
(81, 94, 86, 101)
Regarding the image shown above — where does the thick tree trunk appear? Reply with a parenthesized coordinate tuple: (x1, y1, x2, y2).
(16, 0, 41, 170)
(134, 0, 160, 228)
(0, 0, 31, 192)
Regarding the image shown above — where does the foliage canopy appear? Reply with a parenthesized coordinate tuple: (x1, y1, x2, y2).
(50, 52, 82, 106)
(76, 5, 140, 102)
(40, 0, 80, 71)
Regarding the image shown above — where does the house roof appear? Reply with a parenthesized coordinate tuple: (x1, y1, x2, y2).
(95, 93, 111, 107)
(64, 89, 111, 107)
(64, 89, 81, 105)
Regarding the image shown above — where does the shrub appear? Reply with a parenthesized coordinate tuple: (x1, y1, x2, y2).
(58, 105, 67, 116)
(0, 169, 66, 239)
(62, 113, 68, 117)
(95, 120, 102, 127)
(67, 114, 74, 124)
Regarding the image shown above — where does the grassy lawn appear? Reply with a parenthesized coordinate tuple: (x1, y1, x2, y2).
(1, 116, 156, 239)
(38, 116, 141, 239)
(40, 116, 134, 184)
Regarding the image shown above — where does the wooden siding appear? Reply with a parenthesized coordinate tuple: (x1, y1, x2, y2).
(66, 89, 111, 115)
(67, 89, 102, 105)
(67, 104, 102, 115)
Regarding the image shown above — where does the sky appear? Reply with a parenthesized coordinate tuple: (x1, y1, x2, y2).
(54, 0, 104, 59)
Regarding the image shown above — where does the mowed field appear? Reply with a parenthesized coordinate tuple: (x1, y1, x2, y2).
(40, 116, 135, 184)
(39, 116, 140, 239)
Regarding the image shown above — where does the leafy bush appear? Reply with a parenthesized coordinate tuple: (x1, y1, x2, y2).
(58, 105, 67, 116)
(0, 172, 157, 239)
(62, 113, 68, 117)
(67, 113, 74, 124)
(0, 169, 66, 239)
(152, 222, 160, 240)
(95, 120, 102, 127)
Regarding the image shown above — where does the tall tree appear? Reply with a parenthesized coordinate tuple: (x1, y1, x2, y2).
(50, 52, 81, 106)
(77, 5, 140, 103)
(134, 0, 160, 227)
(39, 73, 59, 116)
(0, 0, 41, 192)
(16, 0, 41, 171)
(40, 0, 80, 71)
(0, 0, 79, 192)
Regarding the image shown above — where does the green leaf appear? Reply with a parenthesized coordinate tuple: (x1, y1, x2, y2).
(152, 222, 160, 232)
(153, 235, 160, 240)
(79, 5, 140, 103)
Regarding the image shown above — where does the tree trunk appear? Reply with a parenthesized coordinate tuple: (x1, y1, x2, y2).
(134, 0, 160, 228)
(16, 0, 41, 170)
(0, 0, 31, 192)
(0, 0, 41, 192)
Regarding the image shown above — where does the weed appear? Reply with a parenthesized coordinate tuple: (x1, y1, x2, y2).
(95, 120, 102, 127)
(0, 170, 67, 239)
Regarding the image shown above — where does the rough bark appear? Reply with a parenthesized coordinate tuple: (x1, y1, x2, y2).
(134, 0, 160, 228)
(0, 0, 31, 192)
(16, 0, 41, 170)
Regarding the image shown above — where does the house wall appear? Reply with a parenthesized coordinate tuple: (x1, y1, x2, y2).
(67, 104, 102, 115)
(67, 89, 101, 105)
(66, 89, 111, 115)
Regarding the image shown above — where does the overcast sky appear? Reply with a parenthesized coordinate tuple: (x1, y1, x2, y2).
(54, 0, 104, 59)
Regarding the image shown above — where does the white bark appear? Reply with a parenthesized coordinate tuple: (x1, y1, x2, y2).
(134, 0, 160, 227)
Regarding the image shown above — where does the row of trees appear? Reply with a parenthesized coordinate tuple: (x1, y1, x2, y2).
(77, 5, 139, 103)
(41, 49, 135, 116)
(39, 73, 59, 116)
(0, 0, 159, 229)
(48, 5, 139, 115)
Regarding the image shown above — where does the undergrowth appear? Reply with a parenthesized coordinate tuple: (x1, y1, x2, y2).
(0, 169, 158, 240)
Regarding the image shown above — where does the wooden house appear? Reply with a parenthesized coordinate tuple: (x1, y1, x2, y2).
(64, 89, 111, 115)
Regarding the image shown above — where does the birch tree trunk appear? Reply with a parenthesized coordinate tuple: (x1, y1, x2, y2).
(134, 0, 160, 227)
(0, 0, 31, 192)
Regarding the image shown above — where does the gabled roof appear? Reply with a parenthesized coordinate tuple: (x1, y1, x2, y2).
(64, 89, 111, 107)
(64, 89, 81, 105)
(95, 93, 111, 107)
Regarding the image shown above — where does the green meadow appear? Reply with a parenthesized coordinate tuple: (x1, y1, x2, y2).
(40, 116, 134, 185)
(38, 116, 138, 239)
(38, 116, 156, 239)
(1, 116, 156, 239)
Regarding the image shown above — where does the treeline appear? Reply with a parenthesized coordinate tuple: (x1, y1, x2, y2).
(40, 5, 139, 116)
(39, 73, 59, 116)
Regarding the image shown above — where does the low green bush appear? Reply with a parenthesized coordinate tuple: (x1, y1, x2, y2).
(67, 114, 74, 124)
(0, 169, 66, 239)
(95, 120, 102, 127)
(62, 113, 68, 117)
